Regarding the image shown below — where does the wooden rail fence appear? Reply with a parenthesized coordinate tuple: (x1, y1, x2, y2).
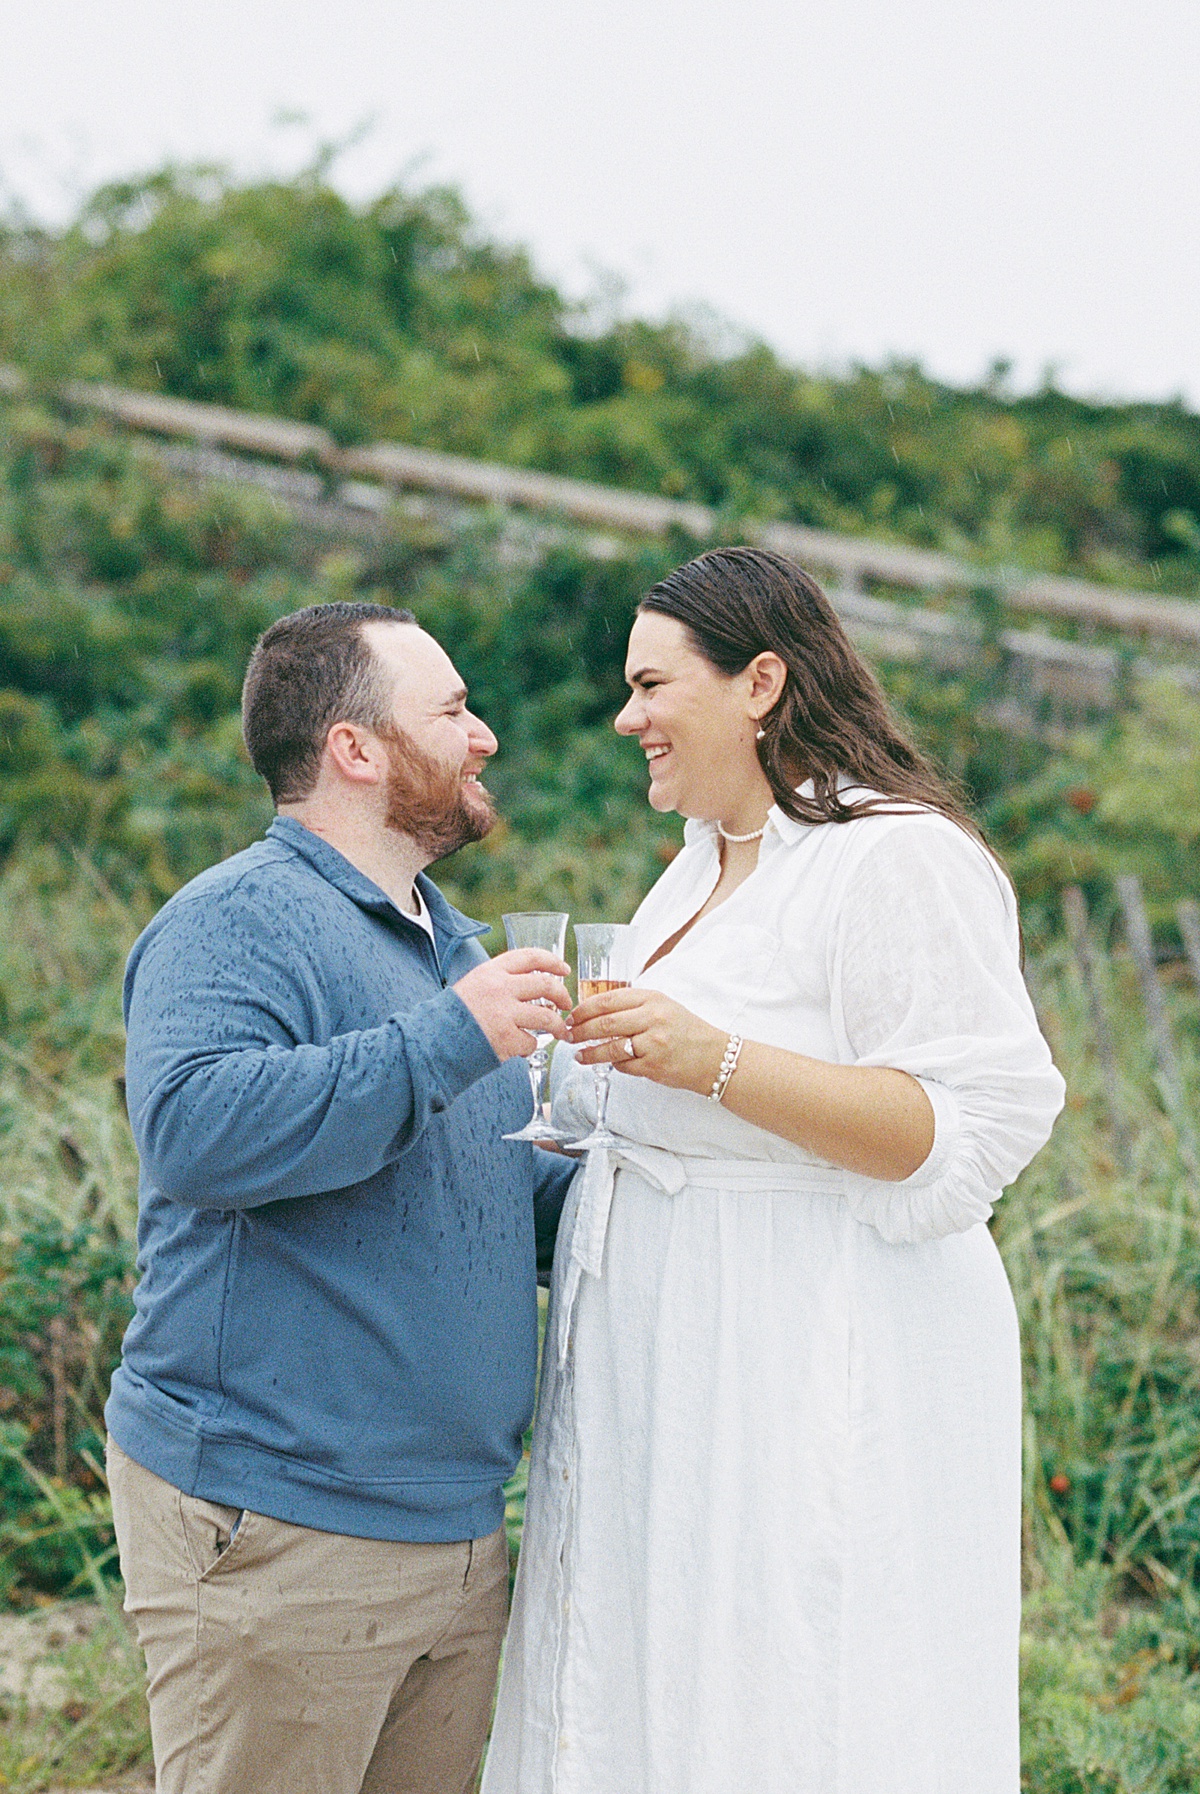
(1058, 876, 1200, 1160)
(4, 365, 1200, 726)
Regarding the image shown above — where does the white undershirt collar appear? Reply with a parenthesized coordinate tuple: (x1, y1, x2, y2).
(401, 884, 436, 939)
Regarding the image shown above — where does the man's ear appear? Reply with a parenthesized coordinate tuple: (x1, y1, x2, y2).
(323, 721, 386, 786)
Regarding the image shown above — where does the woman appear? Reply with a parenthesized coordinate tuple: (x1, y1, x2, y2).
(483, 547, 1065, 1794)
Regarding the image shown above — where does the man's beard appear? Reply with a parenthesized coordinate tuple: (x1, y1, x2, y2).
(379, 724, 497, 860)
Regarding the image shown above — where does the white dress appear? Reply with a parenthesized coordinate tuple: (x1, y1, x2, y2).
(482, 799, 1065, 1794)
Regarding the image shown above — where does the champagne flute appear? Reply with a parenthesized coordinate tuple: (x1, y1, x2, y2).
(500, 911, 572, 1144)
(571, 922, 637, 1153)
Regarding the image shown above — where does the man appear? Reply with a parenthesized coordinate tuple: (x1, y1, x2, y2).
(105, 600, 576, 1794)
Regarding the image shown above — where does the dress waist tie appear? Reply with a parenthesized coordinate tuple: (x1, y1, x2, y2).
(556, 1143, 839, 1366)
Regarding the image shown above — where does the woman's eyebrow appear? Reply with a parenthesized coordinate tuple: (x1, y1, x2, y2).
(626, 664, 668, 686)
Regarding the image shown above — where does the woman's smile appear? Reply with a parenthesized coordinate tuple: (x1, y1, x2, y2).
(616, 611, 772, 828)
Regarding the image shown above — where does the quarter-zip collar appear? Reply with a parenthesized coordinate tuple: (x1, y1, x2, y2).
(266, 817, 490, 966)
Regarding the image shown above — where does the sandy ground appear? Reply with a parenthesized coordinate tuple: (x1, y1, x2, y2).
(0, 1602, 106, 1710)
(1, 1602, 153, 1792)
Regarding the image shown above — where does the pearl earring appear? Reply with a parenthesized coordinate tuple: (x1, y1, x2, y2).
(755, 726, 766, 741)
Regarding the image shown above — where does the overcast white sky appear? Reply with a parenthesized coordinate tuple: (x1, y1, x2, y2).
(3, 0, 1198, 405)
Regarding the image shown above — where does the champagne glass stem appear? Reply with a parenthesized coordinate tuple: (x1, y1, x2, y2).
(592, 1063, 614, 1137)
(527, 1036, 550, 1122)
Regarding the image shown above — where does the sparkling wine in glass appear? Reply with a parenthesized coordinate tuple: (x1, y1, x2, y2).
(571, 923, 637, 1153)
(500, 911, 571, 1144)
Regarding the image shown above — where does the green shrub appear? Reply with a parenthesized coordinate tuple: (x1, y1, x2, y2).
(1020, 1567, 1200, 1793)
(0, 1221, 133, 1603)
(5, 163, 1200, 588)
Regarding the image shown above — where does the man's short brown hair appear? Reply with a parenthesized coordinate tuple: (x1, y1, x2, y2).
(242, 602, 416, 804)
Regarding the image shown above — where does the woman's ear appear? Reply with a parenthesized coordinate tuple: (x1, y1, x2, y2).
(747, 652, 787, 720)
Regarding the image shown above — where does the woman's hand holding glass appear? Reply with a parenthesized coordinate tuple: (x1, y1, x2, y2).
(569, 984, 727, 1096)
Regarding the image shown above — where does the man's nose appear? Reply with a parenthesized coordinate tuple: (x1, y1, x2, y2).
(466, 712, 498, 757)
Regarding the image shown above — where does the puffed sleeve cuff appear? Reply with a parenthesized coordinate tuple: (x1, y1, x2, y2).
(845, 1076, 998, 1246)
(903, 1075, 962, 1187)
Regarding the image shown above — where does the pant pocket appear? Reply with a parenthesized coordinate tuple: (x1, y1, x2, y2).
(179, 1490, 247, 1580)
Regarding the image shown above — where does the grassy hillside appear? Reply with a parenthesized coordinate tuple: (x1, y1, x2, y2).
(4, 160, 1200, 1790)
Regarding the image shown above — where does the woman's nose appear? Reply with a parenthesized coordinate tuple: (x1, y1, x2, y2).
(614, 696, 641, 735)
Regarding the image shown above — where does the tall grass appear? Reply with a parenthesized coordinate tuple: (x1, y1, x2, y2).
(5, 852, 1200, 1785)
(1004, 929, 1200, 1603)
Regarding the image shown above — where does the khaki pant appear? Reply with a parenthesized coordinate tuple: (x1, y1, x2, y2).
(106, 1436, 508, 1794)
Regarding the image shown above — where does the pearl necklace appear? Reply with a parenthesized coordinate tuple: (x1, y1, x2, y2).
(717, 822, 766, 843)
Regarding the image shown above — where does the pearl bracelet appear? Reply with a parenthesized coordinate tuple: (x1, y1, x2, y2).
(708, 1033, 744, 1103)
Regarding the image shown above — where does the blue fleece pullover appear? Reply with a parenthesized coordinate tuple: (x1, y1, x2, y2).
(105, 816, 573, 1542)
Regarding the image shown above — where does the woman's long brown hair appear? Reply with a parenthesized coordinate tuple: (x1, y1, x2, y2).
(639, 545, 990, 851)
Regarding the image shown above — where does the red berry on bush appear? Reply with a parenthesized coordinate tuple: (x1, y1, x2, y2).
(1049, 1471, 1071, 1494)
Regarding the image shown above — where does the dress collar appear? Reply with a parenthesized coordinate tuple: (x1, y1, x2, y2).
(681, 778, 827, 853)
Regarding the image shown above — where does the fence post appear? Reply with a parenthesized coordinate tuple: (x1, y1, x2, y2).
(1115, 874, 1181, 1104)
(1176, 899, 1200, 993)
(1061, 885, 1131, 1169)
